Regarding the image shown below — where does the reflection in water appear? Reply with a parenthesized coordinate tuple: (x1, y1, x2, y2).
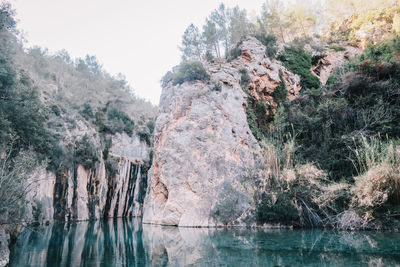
(9, 219, 400, 266)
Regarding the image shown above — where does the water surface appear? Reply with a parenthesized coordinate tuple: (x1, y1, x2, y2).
(9, 219, 400, 266)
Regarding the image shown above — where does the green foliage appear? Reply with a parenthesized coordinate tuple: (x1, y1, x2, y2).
(107, 108, 135, 135)
(180, 24, 203, 61)
(256, 192, 299, 225)
(269, 36, 400, 180)
(137, 130, 151, 146)
(160, 71, 174, 87)
(94, 106, 135, 136)
(146, 120, 155, 134)
(74, 134, 99, 170)
(278, 46, 321, 90)
(0, 2, 16, 32)
(171, 61, 210, 85)
(50, 105, 61, 116)
(227, 46, 242, 61)
(255, 33, 278, 58)
(0, 13, 55, 162)
(360, 35, 400, 64)
(105, 156, 119, 178)
(211, 83, 222, 92)
(271, 72, 287, 103)
(239, 68, 250, 87)
(79, 103, 94, 119)
(329, 45, 346, 52)
(102, 137, 112, 160)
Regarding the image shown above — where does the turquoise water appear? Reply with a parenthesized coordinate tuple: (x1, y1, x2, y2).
(8, 219, 400, 266)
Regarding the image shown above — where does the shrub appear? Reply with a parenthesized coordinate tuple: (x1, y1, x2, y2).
(50, 105, 61, 116)
(239, 68, 250, 87)
(227, 46, 242, 61)
(271, 72, 287, 103)
(105, 156, 119, 178)
(211, 83, 222, 92)
(351, 136, 400, 208)
(255, 33, 278, 58)
(360, 35, 400, 65)
(137, 130, 151, 145)
(102, 137, 112, 160)
(255, 138, 349, 227)
(172, 61, 210, 85)
(160, 71, 174, 87)
(278, 46, 321, 90)
(205, 50, 214, 62)
(80, 103, 94, 119)
(74, 134, 99, 170)
(95, 107, 135, 136)
(353, 163, 400, 207)
(107, 108, 135, 135)
(146, 120, 155, 134)
(329, 45, 346, 52)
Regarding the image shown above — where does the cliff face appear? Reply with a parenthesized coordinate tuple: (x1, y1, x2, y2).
(25, 132, 150, 224)
(311, 45, 362, 85)
(143, 37, 301, 227)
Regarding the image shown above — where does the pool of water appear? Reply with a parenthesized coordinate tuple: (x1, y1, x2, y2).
(8, 218, 400, 266)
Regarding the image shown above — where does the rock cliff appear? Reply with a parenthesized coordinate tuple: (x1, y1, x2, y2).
(25, 132, 151, 224)
(143, 37, 301, 226)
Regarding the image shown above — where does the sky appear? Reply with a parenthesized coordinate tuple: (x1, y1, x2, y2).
(10, 0, 266, 104)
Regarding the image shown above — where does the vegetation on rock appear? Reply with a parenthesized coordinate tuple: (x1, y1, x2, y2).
(0, 3, 155, 225)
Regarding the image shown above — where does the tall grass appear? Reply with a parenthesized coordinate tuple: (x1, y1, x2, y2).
(256, 135, 350, 228)
(351, 136, 400, 208)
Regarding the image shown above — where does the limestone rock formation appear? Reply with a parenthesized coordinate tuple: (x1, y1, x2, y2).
(24, 132, 150, 224)
(143, 37, 301, 227)
(311, 45, 362, 85)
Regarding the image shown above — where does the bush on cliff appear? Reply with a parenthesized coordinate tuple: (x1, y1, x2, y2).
(94, 106, 135, 137)
(255, 32, 278, 58)
(74, 134, 99, 170)
(171, 61, 210, 85)
(227, 46, 242, 61)
(277, 45, 320, 90)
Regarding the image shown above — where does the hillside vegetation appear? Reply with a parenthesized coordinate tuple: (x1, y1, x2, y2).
(169, 0, 400, 229)
(0, 3, 156, 225)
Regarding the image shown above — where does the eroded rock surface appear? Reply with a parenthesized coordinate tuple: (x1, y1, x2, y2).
(25, 132, 150, 224)
(143, 37, 301, 227)
(312, 45, 362, 84)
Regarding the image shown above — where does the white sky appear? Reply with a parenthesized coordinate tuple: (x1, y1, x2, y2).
(10, 0, 266, 104)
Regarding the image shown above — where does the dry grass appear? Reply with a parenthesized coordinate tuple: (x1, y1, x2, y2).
(353, 163, 400, 207)
(256, 138, 351, 228)
(351, 136, 400, 208)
